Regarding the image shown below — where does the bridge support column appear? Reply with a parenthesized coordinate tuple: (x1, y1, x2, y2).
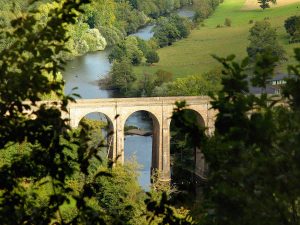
(116, 117, 124, 164)
(151, 115, 161, 174)
(161, 126, 171, 182)
(113, 114, 125, 164)
(160, 106, 172, 182)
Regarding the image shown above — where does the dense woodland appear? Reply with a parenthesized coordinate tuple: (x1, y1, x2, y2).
(0, 0, 300, 224)
(0, 0, 196, 57)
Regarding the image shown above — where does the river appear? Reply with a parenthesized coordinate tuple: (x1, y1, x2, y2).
(63, 7, 195, 190)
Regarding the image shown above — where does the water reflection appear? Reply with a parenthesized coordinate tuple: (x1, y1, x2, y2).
(124, 135, 152, 191)
(63, 50, 113, 99)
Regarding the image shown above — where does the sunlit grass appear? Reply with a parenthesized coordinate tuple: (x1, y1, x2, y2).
(134, 0, 300, 79)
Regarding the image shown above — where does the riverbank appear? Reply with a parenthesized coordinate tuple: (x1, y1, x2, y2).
(125, 128, 152, 136)
(134, 0, 300, 78)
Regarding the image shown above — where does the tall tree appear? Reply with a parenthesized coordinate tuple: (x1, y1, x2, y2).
(0, 0, 113, 224)
(172, 49, 300, 225)
(284, 16, 300, 43)
(109, 57, 136, 93)
(247, 20, 285, 62)
(258, 0, 277, 10)
(145, 50, 159, 64)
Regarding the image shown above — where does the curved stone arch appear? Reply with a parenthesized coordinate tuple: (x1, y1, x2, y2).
(122, 109, 162, 172)
(185, 107, 206, 127)
(73, 109, 115, 129)
(168, 107, 206, 128)
(169, 107, 207, 179)
(75, 110, 115, 159)
(121, 108, 161, 129)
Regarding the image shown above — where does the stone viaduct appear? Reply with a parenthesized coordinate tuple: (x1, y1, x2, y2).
(66, 96, 216, 181)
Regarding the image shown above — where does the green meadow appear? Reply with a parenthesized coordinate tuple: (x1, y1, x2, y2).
(134, 0, 300, 79)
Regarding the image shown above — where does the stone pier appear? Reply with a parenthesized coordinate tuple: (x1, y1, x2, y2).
(67, 96, 216, 180)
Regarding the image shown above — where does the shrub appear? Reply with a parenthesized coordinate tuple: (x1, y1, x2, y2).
(284, 16, 300, 43)
(146, 50, 160, 64)
(224, 18, 232, 27)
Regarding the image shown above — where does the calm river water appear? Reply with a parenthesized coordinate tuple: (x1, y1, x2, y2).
(63, 7, 195, 190)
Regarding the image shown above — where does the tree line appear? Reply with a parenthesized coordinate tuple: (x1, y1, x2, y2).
(106, 0, 224, 96)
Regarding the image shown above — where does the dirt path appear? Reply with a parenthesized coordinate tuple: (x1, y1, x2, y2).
(243, 0, 300, 10)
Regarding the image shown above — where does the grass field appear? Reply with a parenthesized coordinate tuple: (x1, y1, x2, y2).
(134, 0, 300, 79)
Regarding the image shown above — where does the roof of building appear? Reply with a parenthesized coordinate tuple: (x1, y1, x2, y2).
(247, 73, 290, 95)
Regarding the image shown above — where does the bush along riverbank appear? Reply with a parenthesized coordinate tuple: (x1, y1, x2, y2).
(0, 1, 197, 60)
(102, 0, 224, 97)
(63, 0, 202, 60)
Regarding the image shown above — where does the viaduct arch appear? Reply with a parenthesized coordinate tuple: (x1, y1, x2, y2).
(67, 96, 216, 181)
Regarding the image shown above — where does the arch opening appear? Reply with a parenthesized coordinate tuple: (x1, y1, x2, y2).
(123, 110, 160, 190)
(170, 109, 206, 198)
(78, 112, 114, 161)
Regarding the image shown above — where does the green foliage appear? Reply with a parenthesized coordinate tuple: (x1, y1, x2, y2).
(82, 28, 107, 52)
(108, 36, 144, 65)
(146, 50, 160, 64)
(115, 1, 149, 34)
(258, 0, 277, 10)
(0, 1, 153, 224)
(131, 0, 191, 19)
(284, 16, 300, 36)
(153, 17, 180, 47)
(98, 25, 125, 46)
(153, 15, 192, 47)
(170, 109, 203, 190)
(152, 71, 222, 96)
(83, 0, 116, 28)
(155, 69, 173, 85)
(125, 36, 144, 65)
(138, 73, 158, 97)
(137, 70, 173, 96)
(247, 20, 285, 62)
(170, 15, 192, 38)
(0, 0, 114, 224)
(95, 162, 147, 224)
(192, 0, 221, 24)
(224, 18, 231, 27)
(172, 49, 300, 224)
(284, 16, 300, 43)
(109, 57, 137, 94)
(136, 0, 299, 78)
(145, 192, 195, 224)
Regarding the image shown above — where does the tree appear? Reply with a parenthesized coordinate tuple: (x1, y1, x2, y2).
(258, 0, 276, 10)
(153, 17, 180, 47)
(224, 18, 231, 27)
(170, 15, 192, 38)
(155, 69, 173, 85)
(109, 57, 136, 93)
(152, 72, 221, 97)
(108, 37, 144, 65)
(83, 0, 116, 28)
(146, 50, 159, 64)
(172, 49, 300, 225)
(247, 20, 285, 62)
(124, 36, 143, 65)
(0, 0, 113, 224)
(284, 16, 300, 43)
(108, 42, 127, 63)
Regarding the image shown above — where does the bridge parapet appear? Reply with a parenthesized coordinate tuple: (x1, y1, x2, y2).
(66, 96, 216, 181)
